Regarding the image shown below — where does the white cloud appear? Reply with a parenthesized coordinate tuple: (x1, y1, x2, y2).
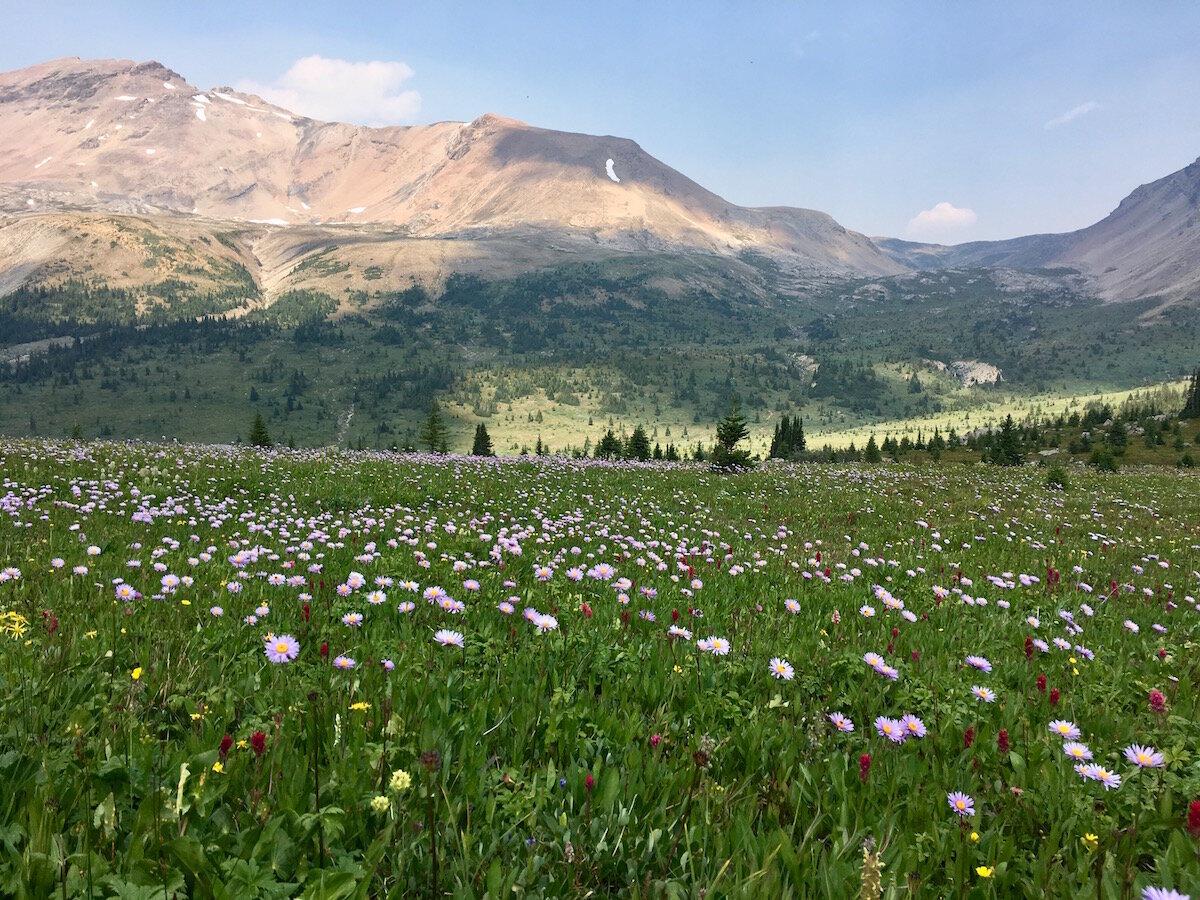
(1044, 101, 1100, 130)
(905, 202, 977, 241)
(237, 56, 420, 126)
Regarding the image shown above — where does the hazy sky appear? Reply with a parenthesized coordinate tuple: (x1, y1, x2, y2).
(4, 1, 1199, 243)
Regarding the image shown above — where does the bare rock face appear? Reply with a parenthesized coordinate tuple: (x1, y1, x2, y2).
(0, 57, 903, 282)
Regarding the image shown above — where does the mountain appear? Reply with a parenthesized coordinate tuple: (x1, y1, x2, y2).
(876, 156, 1200, 302)
(0, 56, 902, 302)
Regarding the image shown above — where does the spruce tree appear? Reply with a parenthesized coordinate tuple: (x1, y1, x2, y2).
(419, 401, 448, 453)
(1182, 367, 1200, 419)
(991, 415, 1022, 465)
(769, 415, 807, 460)
(594, 430, 623, 459)
(864, 434, 882, 463)
(248, 412, 271, 448)
(626, 425, 652, 460)
(711, 404, 752, 469)
(471, 423, 494, 457)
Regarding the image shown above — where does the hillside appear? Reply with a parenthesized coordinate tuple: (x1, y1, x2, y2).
(876, 156, 1200, 302)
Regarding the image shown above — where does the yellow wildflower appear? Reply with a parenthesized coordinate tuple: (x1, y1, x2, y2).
(389, 768, 412, 794)
(349, 701, 371, 712)
(969, 832, 979, 842)
(1081, 833, 1098, 851)
(131, 667, 142, 681)
(975, 866, 993, 878)
(212, 761, 224, 773)
(370, 795, 390, 814)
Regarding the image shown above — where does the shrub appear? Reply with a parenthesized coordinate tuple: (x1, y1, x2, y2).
(1045, 462, 1070, 490)
(1089, 446, 1117, 472)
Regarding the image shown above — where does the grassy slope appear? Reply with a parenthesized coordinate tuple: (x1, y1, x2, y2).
(2, 255, 1199, 456)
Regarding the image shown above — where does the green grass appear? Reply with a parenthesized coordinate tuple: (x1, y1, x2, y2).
(0, 439, 1198, 897)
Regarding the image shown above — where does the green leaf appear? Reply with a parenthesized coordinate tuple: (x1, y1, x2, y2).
(599, 768, 621, 810)
(300, 870, 359, 899)
(164, 835, 209, 879)
(1008, 751, 1026, 776)
(486, 858, 502, 897)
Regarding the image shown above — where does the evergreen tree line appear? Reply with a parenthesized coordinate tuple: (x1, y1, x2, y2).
(768, 415, 806, 460)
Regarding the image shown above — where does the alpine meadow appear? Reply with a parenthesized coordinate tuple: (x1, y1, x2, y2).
(2, 5, 1200, 898)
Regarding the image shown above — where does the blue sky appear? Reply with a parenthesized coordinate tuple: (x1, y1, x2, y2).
(4, 1, 1199, 243)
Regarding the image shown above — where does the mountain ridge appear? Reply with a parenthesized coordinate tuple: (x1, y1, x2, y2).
(0, 56, 902, 284)
(876, 156, 1200, 301)
(2, 56, 1198, 306)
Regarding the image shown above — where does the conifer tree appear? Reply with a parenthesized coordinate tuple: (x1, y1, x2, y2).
(864, 434, 882, 463)
(991, 415, 1023, 465)
(471, 423, 494, 457)
(711, 404, 752, 469)
(419, 401, 448, 453)
(594, 429, 623, 459)
(248, 412, 271, 448)
(626, 425, 652, 460)
(1182, 367, 1200, 419)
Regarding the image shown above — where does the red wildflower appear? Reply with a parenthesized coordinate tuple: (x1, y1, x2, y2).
(649, 734, 662, 749)
(1036, 674, 1047, 693)
(1024, 636, 1034, 660)
(997, 729, 1009, 754)
(859, 753, 871, 783)
(585, 773, 594, 792)
(1150, 689, 1166, 713)
(1188, 799, 1200, 838)
(964, 726, 975, 749)
(1050, 688, 1060, 707)
(250, 730, 266, 757)
(301, 602, 310, 622)
(219, 734, 233, 760)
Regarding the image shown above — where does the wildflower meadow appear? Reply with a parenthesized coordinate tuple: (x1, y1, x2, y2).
(1, 439, 1198, 898)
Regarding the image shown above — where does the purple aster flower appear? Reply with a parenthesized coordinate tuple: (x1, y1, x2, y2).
(264, 633, 299, 663)
(1124, 744, 1165, 768)
(828, 712, 854, 733)
(1049, 720, 1081, 740)
(1142, 888, 1190, 900)
(875, 716, 906, 744)
(947, 791, 975, 817)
